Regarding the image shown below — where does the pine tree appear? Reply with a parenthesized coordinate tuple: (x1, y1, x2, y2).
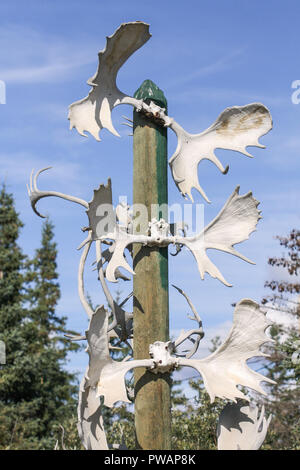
(0, 187, 80, 449)
(23, 219, 81, 449)
(260, 229, 300, 450)
(26, 219, 80, 349)
(26, 220, 63, 335)
(0, 185, 32, 448)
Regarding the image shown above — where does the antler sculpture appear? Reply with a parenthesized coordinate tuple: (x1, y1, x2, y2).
(69, 21, 272, 202)
(28, 168, 261, 287)
(28, 21, 274, 451)
(78, 297, 274, 449)
(217, 400, 272, 450)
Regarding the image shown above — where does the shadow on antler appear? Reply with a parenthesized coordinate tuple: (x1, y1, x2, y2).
(96, 240, 133, 343)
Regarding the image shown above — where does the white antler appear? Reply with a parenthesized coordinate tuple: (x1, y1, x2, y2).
(27, 167, 88, 218)
(217, 400, 272, 450)
(172, 285, 204, 358)
(95, 240, 133, 342)
(78, 232, 94, 318)
(94, 187, 261, 286)
(168, 103, 272, 202)
(68, 22, 272, 202)
(68, 22, 152, 140)
(178, 299, 275, 403)
(79, 298, 275, 420)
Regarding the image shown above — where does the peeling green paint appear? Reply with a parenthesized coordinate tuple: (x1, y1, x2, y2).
(134, 79, 168, 111)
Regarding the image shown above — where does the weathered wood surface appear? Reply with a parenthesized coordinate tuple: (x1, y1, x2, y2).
(133, 80, 171, 450)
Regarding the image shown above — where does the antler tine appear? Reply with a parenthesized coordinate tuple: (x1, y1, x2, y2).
(30, 168, 34, 193)
(119, 291, 133, 308)
(172, 285, 204, 358)
(78, 232, 94, 318)
(33, 166, 52, 192)
(27, 167, 54, 218)
(28, 167, 89, 219)
(172, 284, 202, 323)
(122, 115, 133, 123)
(96, 240, 132, 341)
(26, 169, 35, 198)
(29, 171, 47, 219)
(121, 122, 133, 128)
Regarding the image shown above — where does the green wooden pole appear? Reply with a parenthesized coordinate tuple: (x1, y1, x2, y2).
(133, 80, 171, 450)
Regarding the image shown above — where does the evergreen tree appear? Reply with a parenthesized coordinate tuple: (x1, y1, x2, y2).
(0, 187, 80, 449)
(0, 185, 31, 448)
(26, 220, 63, 335)
(25, 219, 80, 351)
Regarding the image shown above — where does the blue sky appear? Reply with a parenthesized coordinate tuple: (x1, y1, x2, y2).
(0, 0, 299, 383)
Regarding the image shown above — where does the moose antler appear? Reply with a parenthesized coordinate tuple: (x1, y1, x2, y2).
(95, 240, 133, 342)
(217, 400, 272, 450)
(78, 231, 94, 318)
(28, 169, 133, 342)
(69, 21, 272, 202)
(78, 298, 274, 414)
(27, 167, 88, 218)
(173, 285, 204, 358)
(94, 186, 261, 286)
(76, 233, 133, 344)
(178, 299, 275, 403)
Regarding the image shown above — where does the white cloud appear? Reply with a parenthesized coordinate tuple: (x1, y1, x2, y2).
(0, 24, 95, 84)
(284, 137, 300, 150)
(1, 59, 94, 84)
(0, 152, 82, 185)
(266, 302, 299, 331)
(168, 48, 245, 88)
(169, 86, 287, 108)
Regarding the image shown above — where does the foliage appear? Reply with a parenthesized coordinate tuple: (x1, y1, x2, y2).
(171, 378, 223, 450)
(102, 376, 224, 450)
(53, 417, 83, 450)
(171, 337, 223, 450)
(0, 187, 80, 449)
(264, 230, 300, 293)
(260, 229, 300, 450)
(106, 403, 135, 449)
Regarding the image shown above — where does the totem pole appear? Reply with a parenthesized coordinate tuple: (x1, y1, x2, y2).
(28, 21, 274, 450)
